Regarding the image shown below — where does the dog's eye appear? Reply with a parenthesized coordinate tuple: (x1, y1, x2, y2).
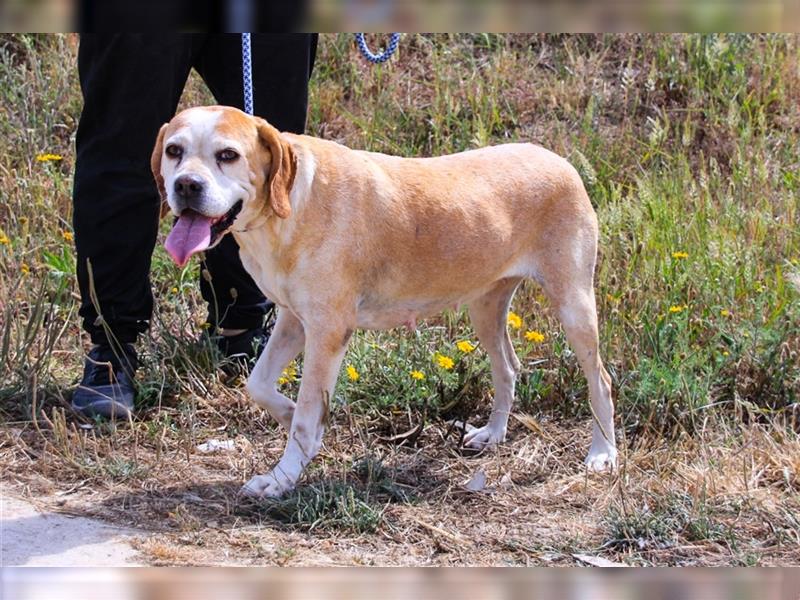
(165, 144, 183, 158)
(216, 149, 239, 163)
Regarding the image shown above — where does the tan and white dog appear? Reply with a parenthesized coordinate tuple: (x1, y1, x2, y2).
(152, 105, 617, 498)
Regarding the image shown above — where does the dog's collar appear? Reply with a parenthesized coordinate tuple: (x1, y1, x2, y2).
(232, 211, 270, 233)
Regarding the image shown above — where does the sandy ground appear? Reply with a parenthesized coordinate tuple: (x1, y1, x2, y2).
(1, 494, 143, 566)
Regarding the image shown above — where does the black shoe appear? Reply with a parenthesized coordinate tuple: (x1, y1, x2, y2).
(72, 343, 138, 420)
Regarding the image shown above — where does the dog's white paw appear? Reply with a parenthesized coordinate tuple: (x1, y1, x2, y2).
(584, 449, 617, 473)
(463, 425, 505, 450)
(240, 471, 295, 499)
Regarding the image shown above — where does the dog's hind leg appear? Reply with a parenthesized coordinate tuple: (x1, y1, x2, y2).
(541, 259, 617, 472)
(464, 277, 522, 449)
(246, 309, 305, 431)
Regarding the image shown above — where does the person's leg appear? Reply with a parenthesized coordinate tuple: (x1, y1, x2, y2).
(74, 34, 196, 347)
(193, 33, 318, 337)
(72, 34, 197, 416)
(77, 0, 212, 32)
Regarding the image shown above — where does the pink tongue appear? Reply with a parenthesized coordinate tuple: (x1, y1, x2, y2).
(164, 210, 214, 267)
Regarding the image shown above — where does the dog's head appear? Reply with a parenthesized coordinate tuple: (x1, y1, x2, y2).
(151, 106, 296, 267)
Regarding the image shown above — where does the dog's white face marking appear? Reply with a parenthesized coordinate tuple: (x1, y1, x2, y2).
(159, 107, 262, 266)
(162, 108, 255, 220)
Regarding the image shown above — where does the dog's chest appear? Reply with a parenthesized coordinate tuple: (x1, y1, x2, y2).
(235, 240, 288, 306)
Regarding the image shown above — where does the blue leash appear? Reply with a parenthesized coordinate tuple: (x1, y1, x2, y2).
(241, 33, 254, 115)
(355, 33, 400, 64)
(241, 33, 400, 115)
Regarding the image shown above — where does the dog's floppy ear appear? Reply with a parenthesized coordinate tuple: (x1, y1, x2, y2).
(150, 123, 170, 218)
(256, 118, 296, 219)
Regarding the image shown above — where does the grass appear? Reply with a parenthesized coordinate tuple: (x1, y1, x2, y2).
(603, 491, 736, 554)
(0, 33, 799, 566)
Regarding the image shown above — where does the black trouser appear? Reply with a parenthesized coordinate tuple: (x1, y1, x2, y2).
(73, 34, 317, 345)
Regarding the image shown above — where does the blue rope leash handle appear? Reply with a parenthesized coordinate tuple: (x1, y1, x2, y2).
(241, 32, 254, 115)
(355, 33, 400, 64)
(243, 33, 399, 114)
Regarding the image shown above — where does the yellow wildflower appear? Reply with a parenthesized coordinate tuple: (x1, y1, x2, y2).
(171, 287, 179, 293)
(668, 304, 687, 314)
(0, 233, 9, 245)
(62, 230, 73, 242)
(671, 251, 689, 259)
(35, 153, 63, 162)
(410, 370, 425, 381)
(720, 309, 731, 318)
(346, 365, 360, 381)
(434, 353, 454, 370)
(456, 340, 475, 353)
(722, 351, 730, 357)
(525, 330, 545, 343)
(277, 376, 289, 386)
(507, 311, 522, 329)
(282, 362, 297, 382)
(21, 263, 30, 275)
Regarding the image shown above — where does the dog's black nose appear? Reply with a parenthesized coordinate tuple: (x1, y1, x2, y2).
(174, 175, 205, 201)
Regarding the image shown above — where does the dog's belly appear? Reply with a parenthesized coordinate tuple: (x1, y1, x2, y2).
(355, 296, 467, 330)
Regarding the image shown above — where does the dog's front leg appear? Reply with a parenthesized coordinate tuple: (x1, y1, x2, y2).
(246, 309, 305, 430)
(241, 322, 353, 499)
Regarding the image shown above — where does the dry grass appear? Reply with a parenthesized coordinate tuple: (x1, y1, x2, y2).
(3, 393, 799, 565)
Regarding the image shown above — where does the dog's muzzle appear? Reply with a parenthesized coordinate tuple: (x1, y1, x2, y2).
(164, 199, 243, 267)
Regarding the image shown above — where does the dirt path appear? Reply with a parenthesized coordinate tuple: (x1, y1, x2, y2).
(1, 494, 144, 566)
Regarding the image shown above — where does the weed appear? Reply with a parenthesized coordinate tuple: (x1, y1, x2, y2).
(603, 492, 734, 554)
(246, 480, 386, 534)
